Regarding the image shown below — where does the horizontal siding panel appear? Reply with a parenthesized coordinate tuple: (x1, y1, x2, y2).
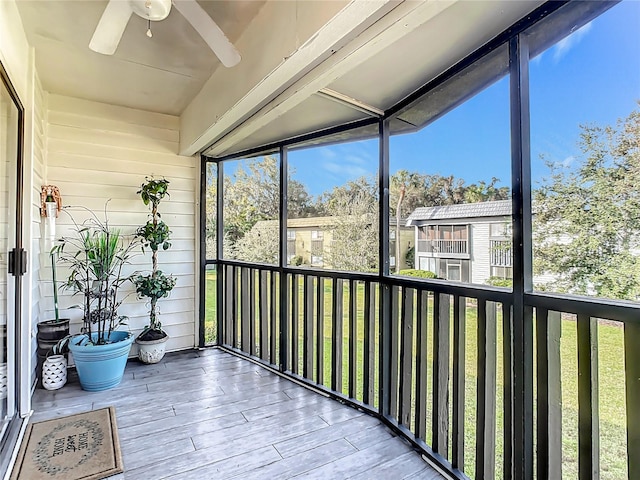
(47, 138, 193, 167)
(162, 334, 197, 353)
(49, 111, 179, 143)
(48, 196, 195, 217)
(110, 317, 192, 332)
(117, 301, 195, 320)
(47, 181, 195, 205)
(36, 242, 194, 267)
(163, 325, 196, 341)
(50, 223, 195, 241)
(49, 210, 195, 228)
(47, 153, 195, 180)
(48, 94, 179, 131)
(34, 132, 45, 155)
(48, 124, 178, 155)
(39, 283, 195, 305)
(47, 166, 195, 192)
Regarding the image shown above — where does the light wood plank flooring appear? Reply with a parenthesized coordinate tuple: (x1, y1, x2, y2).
(29, 348, 444, 479)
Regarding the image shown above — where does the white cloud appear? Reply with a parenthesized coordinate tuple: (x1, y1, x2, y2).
(561, 156, 575, 168)
(552, 21, 592, 62)
(531, 51, 544, 65)
(322, 161, 369, 178)
(320, 148, 338, 159)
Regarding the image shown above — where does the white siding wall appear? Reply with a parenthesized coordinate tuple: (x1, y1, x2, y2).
(470, 222, 491, 284)
(42, 95, 197, 354)
(29, 74, 46, 388)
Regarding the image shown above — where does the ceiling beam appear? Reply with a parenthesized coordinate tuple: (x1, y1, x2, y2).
(202, 0, 457, 157)
(316, 88, 384, 117)
(180, 0, 401, 156)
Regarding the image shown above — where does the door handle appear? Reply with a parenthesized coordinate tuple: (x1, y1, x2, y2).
(8, 248, 27, 276)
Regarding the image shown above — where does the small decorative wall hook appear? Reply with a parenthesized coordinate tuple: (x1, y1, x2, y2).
(40, 185, 62, 218)
(41, 185, 62, 240)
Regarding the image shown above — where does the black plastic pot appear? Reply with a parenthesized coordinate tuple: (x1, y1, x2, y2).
(36, 318, 70, 388)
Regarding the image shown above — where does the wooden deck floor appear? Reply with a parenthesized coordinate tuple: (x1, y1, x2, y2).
(29, 348, 444, 479)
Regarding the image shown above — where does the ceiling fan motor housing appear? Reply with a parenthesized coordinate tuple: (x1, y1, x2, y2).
(130, 0, 171, 21)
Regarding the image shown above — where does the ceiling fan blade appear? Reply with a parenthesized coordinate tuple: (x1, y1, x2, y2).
(173, 0, 241, 67)
(89, 0, 133, 55)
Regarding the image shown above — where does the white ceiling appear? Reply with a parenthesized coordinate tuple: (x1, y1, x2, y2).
(16, 0, 265, 116)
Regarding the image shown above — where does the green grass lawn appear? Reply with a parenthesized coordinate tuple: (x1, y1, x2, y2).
(204, 270, 628, 479)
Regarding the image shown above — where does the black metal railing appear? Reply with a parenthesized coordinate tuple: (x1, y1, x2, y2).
(215, 261, 639, 480)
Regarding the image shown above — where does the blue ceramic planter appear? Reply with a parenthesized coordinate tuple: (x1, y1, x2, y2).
(68, 331, 134, 392)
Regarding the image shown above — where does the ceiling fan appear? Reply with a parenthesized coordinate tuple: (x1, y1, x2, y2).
(89, 0, 241, 67)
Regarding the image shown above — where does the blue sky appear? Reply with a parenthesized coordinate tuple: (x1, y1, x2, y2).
(286, 1, 639, 197)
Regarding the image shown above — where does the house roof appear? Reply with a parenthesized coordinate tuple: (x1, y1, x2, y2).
(406, 200, 511, 225)
(254, 216, 410, 229)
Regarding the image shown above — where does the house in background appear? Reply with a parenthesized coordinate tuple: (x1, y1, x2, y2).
(406, 200, 512, 283)
(251, 216, 414, 269)
(286, 217, 413, 269)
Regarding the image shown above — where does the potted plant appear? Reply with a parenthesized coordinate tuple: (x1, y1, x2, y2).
(35, 248, 70, 388)
(54, 206, 139, 391)
(133, 177, 176, 364)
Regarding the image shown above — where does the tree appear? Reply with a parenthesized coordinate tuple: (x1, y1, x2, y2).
(533, 108, 640, 300)
(205, 163, 217, 258)
(463, 177, 509, 203)
(321, 176, 379, 271)
(390, 170, 440, 273)
(222, 156, 311, 252)
(229, 221, 279, 264)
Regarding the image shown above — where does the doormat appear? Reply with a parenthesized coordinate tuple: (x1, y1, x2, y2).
(10, 407, 123, 480)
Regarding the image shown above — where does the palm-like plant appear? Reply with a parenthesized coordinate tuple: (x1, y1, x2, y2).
(54, 206, 139, 345)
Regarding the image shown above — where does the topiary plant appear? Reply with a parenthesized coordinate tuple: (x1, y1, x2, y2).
(133, 176, 176, 342)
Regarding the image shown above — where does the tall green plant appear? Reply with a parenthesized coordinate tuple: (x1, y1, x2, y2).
(50, 248, 60, 322)
(133, 177, 176, 336)
(54, 206, 139, 344)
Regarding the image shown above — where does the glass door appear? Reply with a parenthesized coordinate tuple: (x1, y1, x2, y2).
(0, 62, 24, 462)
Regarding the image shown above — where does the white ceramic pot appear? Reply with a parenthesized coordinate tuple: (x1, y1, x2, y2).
(42, 355, 67, 391)
(136, 335, 169, 364)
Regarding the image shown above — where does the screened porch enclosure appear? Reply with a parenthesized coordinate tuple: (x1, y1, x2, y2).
(202, 2, 640, 480)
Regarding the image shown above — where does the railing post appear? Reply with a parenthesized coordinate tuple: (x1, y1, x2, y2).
(625, 321, 640, 479)
(536, 309, 562, 480)
(303, 275, 314, 379)
(577, 315, 599, 480)
(399, 287, 414, 427)
(331, 278, 344, 394)
(241, 267, 250, 353)
(363, 281, 376, 405)
(415, 290, 429, 443)
(433, 292, 450, 456)
(316, 277, 325, 385)
(503, 303, 514, 480)
(452, 295, 466, 470)
(476, 300, 497, 479)
(380, 282, 391, 418)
